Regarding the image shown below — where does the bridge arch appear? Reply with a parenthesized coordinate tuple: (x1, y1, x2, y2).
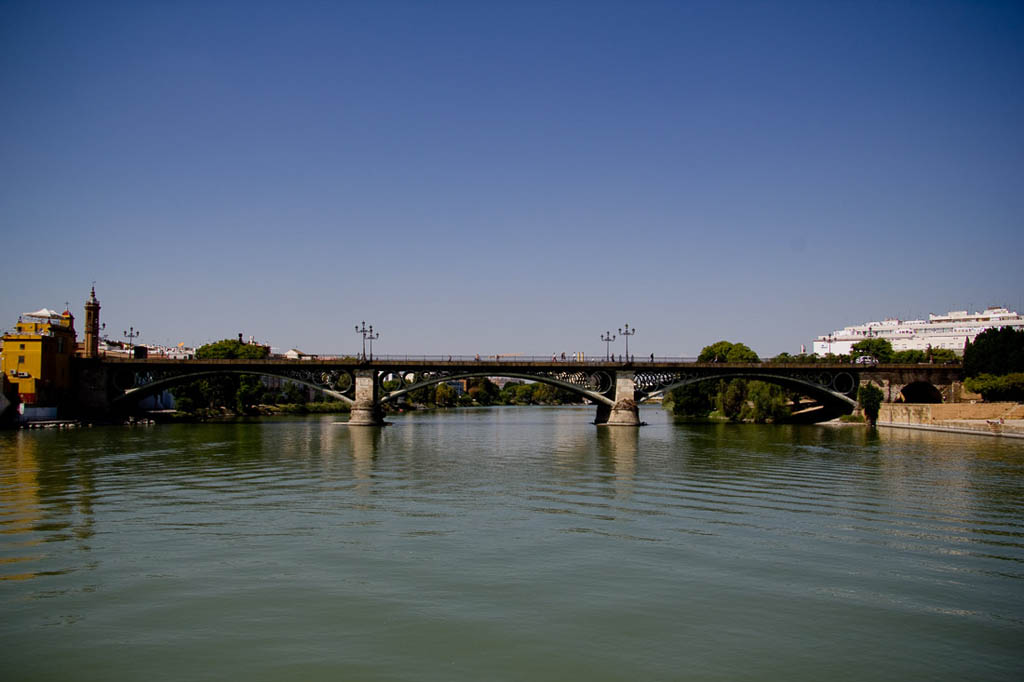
(113, 369, 354, 406)
(381, 371, 615, 407)
(640, 372, 858, 411)
(898, 381, 943, 404)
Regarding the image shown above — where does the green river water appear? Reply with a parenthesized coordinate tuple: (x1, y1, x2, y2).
(2, 406, 1022, 681)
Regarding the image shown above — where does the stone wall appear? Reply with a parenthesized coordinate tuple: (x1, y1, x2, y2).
(879, 402, 1024, 438)
(881, 402, 1024, 421)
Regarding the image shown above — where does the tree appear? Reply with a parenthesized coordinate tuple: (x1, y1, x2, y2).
(195, 339, 270, 360)
(509, 383, 530, 404)
(858, 383, 884, 426)
(434, 382, 458, 407)
(771, 352, 825, 364)
(467, 377, 499, 405)
(499, 381, 526, 404)
(699, 341, 733, 363)
(963, 373, 1024, 402)
(928, 348, 958, 363)
(718, 379, 747, 421)
(741, 381, 791, 423)
(851, 338, 893, 363)
(891, 349, 927, 364)
(698, 341, 759, 363)
(282, 382, 305, 404)
(669, 383, 715, 418)
(963, 327, 1024, 377)
(235, 375, 266, 413)
(168, 340, 272, 413)
(532, 383, 557, 403)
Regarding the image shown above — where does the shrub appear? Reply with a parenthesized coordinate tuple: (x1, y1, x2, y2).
(857, 383, 884, 426)
(963, 373, 1024, 402)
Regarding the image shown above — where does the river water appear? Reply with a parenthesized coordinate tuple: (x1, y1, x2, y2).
(2, 407, 1022, 681)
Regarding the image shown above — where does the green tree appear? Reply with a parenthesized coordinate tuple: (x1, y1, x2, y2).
(168, 340, 271, 413)
(851, 338, 893, 363)
(513, 383, 536, 404)
(963, 327, 1024, 377)
(858, 383, 884, 426)
(741, 381, 791, 423)
(669, 383, 715, 418)
(928, 348, 958, 363)
(195, 339, 270, 360)
(235, 375, 266, 413)
(282, 382, 306, 404)
(467, 377, 500, 405)
(891, 349, 927, 363)
(718, 379, 747, 421)
(499, 381, 524, 404)
(699, 341, 733, 363)
(532, 383, 557, 404)
(698, 341, 760, 363)
(963, 373, 1024, 402)
(434, 382, 458, 407)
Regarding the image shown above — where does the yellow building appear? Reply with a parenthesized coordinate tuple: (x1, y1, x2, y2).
(2, 308, 77, 406)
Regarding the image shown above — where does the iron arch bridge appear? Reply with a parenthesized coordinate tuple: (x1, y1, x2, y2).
(114, 367, 355, 406)
(633, 368, 860, 408)
(76, 357, 962, 425)
(105, 361, 619, 408)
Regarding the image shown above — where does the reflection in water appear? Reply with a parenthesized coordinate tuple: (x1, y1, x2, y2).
(596, 427, 638, 500)
(346, 425, 381, 496)
(1, 410, 1022, 682)
(0, 431, 96, 582)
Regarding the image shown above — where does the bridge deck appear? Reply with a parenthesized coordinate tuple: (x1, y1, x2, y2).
(93, 357, 959, 371)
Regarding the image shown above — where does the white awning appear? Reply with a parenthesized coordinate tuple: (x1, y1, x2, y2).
(23, 308, 63, 319)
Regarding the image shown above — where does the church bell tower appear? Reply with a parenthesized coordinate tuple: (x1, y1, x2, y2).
(84, 286, 101, 358)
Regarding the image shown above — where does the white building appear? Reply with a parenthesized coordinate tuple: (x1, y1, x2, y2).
(813, 306, 1024, 356)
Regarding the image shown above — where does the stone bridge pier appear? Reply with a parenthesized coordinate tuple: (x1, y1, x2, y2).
(348, 369, 385, 426)
(594, 370, 643, 426)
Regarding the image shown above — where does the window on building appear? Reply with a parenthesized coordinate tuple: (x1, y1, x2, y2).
(18, 355, 25, 364)
(19, 343, 25, 350)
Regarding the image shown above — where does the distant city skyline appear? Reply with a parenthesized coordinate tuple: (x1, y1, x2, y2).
(2, 1, 1022, 357)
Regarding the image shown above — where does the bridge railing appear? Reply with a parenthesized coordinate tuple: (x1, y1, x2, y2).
(336, 354, 702, 364)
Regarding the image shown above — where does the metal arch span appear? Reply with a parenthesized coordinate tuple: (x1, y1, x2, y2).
(639, 372, 859, 409)
(380, 371, 616, 407)
(113, 369, 354, 406)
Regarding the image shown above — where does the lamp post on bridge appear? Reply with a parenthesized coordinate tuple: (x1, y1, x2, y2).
(601, 331, 616, 361)
(124, 326, 140, 358)
(355, 321, 379, 361)
(619, 324, 635, 362)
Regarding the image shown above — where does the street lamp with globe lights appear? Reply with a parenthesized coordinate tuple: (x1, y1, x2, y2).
(618, 324, 636, 362)
(124, 326, 140, 358)
(355, 321, 380, 361)
(601, 331, 616, 360)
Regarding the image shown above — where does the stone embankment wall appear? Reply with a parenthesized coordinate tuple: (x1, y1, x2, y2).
(879, 402, 1024, 438)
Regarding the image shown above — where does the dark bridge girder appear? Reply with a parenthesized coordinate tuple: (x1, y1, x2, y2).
(380, 370, 614, 407)
(115, 369, 354, 406)
(639, 372, 859, 409)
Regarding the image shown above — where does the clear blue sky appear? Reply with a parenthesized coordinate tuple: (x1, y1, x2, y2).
(2, 1, 1022, 357)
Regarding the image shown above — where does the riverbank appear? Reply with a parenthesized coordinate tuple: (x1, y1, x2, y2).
(878, 402, 1024, 439)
